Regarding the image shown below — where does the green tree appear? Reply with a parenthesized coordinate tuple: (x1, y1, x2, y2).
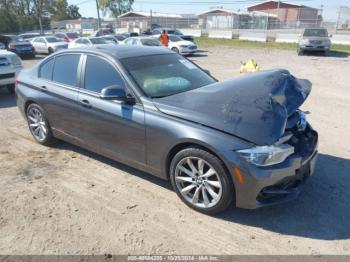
(50, 0, 68, 20)
(32, 0, 53, 33)
(98, 0, 134, 18)
(67, 4, 81, 19)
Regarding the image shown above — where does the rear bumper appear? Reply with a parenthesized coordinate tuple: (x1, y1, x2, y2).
(179, 48, 197, 55)
(0, 67, 22, 86)
(9, 49, 35, 57)
(226, 128, 318, 209)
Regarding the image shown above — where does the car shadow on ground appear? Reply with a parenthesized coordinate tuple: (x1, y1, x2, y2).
(54, 141, 172, 190)
(0, 89, 16, 108)
(302, 50, 349, 58)
(217, 153, 350, 241)
(55, 139, 350, 241)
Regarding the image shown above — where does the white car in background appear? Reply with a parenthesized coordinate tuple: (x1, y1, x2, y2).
(0, 50, 23, 93)
(31, 36, 68, 54)
(68, 37, 115, 49)
(167, 35, 197, 55)
(124, 37, 162, 47)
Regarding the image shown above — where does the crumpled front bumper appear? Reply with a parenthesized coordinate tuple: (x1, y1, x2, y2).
(228, 127, 318, 209)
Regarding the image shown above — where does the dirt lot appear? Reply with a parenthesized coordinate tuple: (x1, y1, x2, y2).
(0, 49, 349, 255)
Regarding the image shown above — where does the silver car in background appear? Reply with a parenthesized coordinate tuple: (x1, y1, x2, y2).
(31, 36, 68, 54)
(298, 28, 331, 56)
(68, 37, 115, 49)
(124, 37, 162, 47)
(0, 49, 23, 93)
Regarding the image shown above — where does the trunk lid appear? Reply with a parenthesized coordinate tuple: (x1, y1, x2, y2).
(153, 69, 311, 145)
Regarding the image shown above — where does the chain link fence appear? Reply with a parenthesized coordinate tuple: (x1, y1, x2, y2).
(336, 6, 350, 32)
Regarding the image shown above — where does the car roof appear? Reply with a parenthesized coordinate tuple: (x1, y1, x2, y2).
(56, 45, 173, 59)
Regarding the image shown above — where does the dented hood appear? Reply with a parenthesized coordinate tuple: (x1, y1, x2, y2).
(153, 69, 311, 145)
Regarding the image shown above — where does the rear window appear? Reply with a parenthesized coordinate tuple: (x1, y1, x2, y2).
(46, 37, 60, 43)
(52, 54, 80, 87)
(90, 38, 107, 44)
(141, 38, 161, 46)
(66, 32, 79, 39)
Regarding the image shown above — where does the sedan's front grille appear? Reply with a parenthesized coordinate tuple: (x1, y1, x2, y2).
(0, 73, 15, 79)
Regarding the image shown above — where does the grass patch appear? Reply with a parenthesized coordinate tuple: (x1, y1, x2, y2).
(195, 36, 350, 54)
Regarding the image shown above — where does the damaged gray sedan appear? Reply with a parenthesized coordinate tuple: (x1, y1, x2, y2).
(16, 46, 318, 214)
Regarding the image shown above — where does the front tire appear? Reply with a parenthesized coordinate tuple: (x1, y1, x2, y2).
(170, 147, 234, 214)
(298, 49, 304, 56)
(26, 103, 55, 146)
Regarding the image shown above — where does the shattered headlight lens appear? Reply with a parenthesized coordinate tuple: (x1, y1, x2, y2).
(237, 144, 294, 167)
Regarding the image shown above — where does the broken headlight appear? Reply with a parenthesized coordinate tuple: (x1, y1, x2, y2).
(237, 144, 294, 167)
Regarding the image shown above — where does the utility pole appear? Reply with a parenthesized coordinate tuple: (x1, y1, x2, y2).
(150, 9, 153, 28)
(277, 0, 281, 28)
(95, 0, 101, 29)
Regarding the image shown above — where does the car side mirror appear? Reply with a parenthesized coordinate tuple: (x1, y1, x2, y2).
(100, 85, 135, 104)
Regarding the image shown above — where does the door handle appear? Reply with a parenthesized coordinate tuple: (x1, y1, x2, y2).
(39, 85, 47, 92)
(80, 99, 92, 108)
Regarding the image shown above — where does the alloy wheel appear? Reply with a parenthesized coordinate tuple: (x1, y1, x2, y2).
(174, 157, 222, 208)
(27, 107, 47, 142)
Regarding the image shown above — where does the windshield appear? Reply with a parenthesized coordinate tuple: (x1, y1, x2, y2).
(169, 35, 182, 42)
(46, 37, 60, 43)
(167, 29, 182, 35)
(115, 35, 126, 41)
(303, 29, 328, 37)
(141, 38, 161, 46)
(67, 32, 79, 39)
(121, 54, 216, 98)
(90, 37, 107, 44)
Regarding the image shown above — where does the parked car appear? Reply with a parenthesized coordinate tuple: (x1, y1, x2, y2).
(166, 35, 197, 55)
(1, 35, 35, 58)
(18, 33, 41, 42)
(54, 32, 80, 42)
(124, 37, 162, 47)
(31, 36, 68, 54)
(0, 42, 5, 49)
(152, 28, 194, 42)
(16, 46, 318, 214)
(0, 49, 23, 93)
(94, 28, 114, 37)
(68, 37, 115, 49)
(298, 28, 331, 55)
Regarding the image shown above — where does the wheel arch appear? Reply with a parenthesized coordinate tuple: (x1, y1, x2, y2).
(165, 141, 235, 191)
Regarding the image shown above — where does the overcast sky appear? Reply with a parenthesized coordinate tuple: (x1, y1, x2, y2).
(67, 0, 349, 22)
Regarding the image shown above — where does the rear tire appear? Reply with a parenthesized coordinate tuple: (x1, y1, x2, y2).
(170, 147, 234, 215)
(26, 103, 55, 146)
(48, 47, 54, 54)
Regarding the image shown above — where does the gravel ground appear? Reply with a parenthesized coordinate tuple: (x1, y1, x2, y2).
(0, 49, 349, 255)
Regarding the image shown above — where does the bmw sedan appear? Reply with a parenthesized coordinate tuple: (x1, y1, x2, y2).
(15, 46, 318, 214)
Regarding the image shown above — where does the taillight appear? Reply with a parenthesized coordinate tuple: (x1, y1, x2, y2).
(15, 75, 19, 88)
(64, 37, 69, 42)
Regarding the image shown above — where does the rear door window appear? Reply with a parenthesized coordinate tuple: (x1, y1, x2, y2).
(39, 58, 55, 80)
(52, 54, 81, 87)
(84, 55, 125, 93)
